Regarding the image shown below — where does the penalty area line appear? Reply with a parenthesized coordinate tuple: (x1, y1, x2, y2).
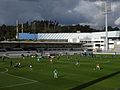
(0, 81, 37, 89)
(0, 68, 8, 73)
(2, 73, 38, 82)
(0, 68, 38, 89)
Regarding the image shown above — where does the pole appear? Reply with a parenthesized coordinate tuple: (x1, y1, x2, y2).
(102, 0, 111, 52)
(33, 22, 36, 40)
(22, 23, 24, 33)
(105, 1, 108, 52)
(16, 20, 19, 39)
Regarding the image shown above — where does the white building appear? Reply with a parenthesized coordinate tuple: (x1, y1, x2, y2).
(19, 31, 120, 52)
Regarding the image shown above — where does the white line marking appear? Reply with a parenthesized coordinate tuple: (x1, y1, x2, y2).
(0, 68, 8, 73)
(2, 73, 38, 82)
(0, 81, 37, 89)
(0, 68, 38, 88)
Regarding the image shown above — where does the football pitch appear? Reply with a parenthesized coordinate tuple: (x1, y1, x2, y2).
(0, 54, 120, 90)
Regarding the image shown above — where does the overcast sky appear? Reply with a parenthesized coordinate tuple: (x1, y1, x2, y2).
(0, 0, 120, 29)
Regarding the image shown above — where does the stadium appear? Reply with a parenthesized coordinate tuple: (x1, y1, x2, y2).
(1, 0, 120, 90)
(0, 30, 120, 90)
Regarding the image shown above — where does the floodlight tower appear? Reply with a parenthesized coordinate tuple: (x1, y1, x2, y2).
(102, 0, 111, 52)
(82, 0, 111, 52)
(32, 21, 37, 40)
(16, 20, 19, 39)
(105, 1, 108, 52)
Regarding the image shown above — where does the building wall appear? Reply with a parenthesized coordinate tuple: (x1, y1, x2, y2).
(18, 31, 120, 52)
(19, 33, 37, 40)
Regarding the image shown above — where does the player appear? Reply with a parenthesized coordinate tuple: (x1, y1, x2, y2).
(75, 60, 79, 66)
(18, 62, 21, 66)
(23, 56, 25, 59)
(29, 64, 33, 70)
(96, 64, 101, 70)
(37, 58, 40, 61)
(112, 52, 116, 58)
(50, 58, 53, 64)
(21, 54, 25, 59)
(37, 56, 42, 61)
(10, 60, 13, 67)
(53, 69, 58, 78)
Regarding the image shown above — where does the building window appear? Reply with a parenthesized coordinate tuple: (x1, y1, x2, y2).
(94, 41, 100, 43)
(109, 43, 114, 45)
(95, 44, 100, 47)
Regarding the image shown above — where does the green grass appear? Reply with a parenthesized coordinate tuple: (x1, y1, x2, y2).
(0, 54, 120, 90)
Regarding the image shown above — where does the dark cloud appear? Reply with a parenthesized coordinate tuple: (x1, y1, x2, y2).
(19, 0, 39, 2)
(84, 0, 120, 2)
(0, 0, 120, 29)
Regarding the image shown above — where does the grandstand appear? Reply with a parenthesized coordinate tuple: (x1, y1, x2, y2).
(0, 41, 84, 57)
(18, 31, 120, 52)
(1, 30, 120, 57)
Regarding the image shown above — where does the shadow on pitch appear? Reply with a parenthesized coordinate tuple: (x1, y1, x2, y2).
(70, 71, 120, 90)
